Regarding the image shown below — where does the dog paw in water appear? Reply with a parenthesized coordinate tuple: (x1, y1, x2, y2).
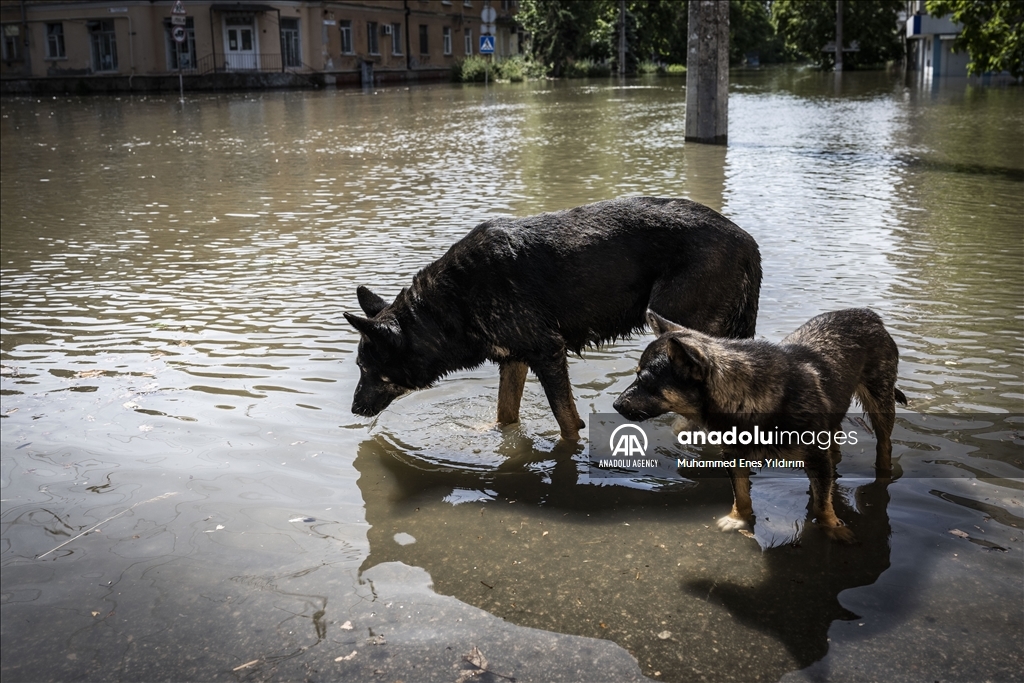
(716, 515, 751, 532)
(824, 523, 857, 544)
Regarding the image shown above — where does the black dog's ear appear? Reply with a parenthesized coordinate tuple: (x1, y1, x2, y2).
(666, 336, 708, 380)
(357, 286, 389, 317)
(647, 309, 684, 336)
(344, 312, 402, 347)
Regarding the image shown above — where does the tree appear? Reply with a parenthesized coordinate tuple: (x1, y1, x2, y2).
(773, 0, 904, 69)
(926, 0, 1024, 79)
(519, 0, 609, 76)
(731, 0, 785, 65)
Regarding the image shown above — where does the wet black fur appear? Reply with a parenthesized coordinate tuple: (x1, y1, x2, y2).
(345, 197, 762, 433)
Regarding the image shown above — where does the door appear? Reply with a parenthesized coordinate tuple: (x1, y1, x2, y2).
(223, 17, 258, 70)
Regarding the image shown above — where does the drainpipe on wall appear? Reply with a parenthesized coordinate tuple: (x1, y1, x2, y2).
(210, 6, 217, 72)
(404, 0, 410, 71)
(127, 14, 135, 86)
(20, 0, 30, 77)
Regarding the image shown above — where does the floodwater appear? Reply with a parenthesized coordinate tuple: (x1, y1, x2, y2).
(2, 69, 1022, 682)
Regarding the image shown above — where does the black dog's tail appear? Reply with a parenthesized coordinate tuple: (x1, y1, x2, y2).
(895, 387, 909, 406)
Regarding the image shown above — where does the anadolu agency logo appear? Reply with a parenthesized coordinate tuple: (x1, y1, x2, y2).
(609, 423, 648, 457)
(594, 423, 662, 470)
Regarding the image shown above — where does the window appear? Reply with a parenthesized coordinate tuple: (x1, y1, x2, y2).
(464, 0, 473, 6)
(367, 21, 379, 55)
(391, 23, 402, 55)
(418, 24, 428, 55)
(88, 20, 118, 72)
(443, 27, 452, 55)
(281, 17, 300, 67)
(166, 17, 196, 70)
(340, 20, 353, 54)
(464, 28, 472, 55)
(2, 24, 21, 62)
(46, 23, 65, 59)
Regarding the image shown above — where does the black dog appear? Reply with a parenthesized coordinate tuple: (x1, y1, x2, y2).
(345, 197, 761, 441)
(614, 308, 907, 539)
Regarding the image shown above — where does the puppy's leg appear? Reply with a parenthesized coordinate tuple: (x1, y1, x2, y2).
(717, 464, 754, 531)
(804, 453, 854, 543)
(857, 384, 897, 473)
(497, 361, 528, 425)
(531, 353, 585, 442)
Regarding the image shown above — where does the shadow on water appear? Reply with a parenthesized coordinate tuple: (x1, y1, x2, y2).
(682, 477, 892, 671)
(354, 433, 894, 681)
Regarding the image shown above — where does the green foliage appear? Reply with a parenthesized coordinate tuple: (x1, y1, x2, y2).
(773, 0, 904, 69)
(637, 59, 662, 74)
(496, 55, 530, 82)
(520, 0, 687, 76)
(731, 0, 786, 65)
(452, 55, 542, 83)
(452, 55, 489, 82)
(664, 63, 686, 75)
(926, 0, 1024, 78)
(519, 0, 609, 76)
(625, 0, 689, 66)
(564, 59, 613, 78)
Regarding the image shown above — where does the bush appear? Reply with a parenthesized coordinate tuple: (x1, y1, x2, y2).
(452, 55, 489, 82)
(453, 54, 547, 83)
(495, 55, 526, 82)
(637, 59, 662, 74)
(665, 63, 686, 76)
(564, 59, 612, 78)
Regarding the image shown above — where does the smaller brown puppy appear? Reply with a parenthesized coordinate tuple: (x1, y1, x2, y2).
(613, 308, 907, 540)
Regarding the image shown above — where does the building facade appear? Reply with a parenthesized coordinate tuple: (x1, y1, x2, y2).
(0, 0, 521, 91)
(904, 0, 969, 79)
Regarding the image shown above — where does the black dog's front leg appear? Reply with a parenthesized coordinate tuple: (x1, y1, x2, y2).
(530, 350, 585, 442)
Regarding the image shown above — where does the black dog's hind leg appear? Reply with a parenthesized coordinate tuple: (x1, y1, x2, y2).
(530, 351, 585, 442)
(497, 361, 528, 425)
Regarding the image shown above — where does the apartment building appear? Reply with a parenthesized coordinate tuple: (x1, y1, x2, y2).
(0, 0, 521, 92)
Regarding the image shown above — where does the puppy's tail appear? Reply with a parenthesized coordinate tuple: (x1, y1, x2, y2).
(894, 387, 909, 406)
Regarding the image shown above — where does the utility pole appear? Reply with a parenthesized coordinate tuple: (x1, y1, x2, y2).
(684, 0, 729, 145)
(619, 0, 626, 76)
(835, 0, 844, 72)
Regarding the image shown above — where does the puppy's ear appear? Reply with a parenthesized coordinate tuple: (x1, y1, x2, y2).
(647, 309, 684, 336)
(344, 312, 402, 347)
(357, 286, 389, 317)
(666, 336, 708, 381)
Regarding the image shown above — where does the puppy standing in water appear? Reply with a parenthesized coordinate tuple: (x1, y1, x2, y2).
(614, 308, 907, 541)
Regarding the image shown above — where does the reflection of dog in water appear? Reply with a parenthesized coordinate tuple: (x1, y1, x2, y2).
(345, 197, 761, 442)
(613, 308, 907, 541)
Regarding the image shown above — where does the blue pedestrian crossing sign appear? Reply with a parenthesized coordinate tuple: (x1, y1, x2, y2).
(479, 35, 495, 54)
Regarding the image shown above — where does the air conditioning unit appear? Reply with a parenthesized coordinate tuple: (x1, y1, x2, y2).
(382, 24, 392, 35)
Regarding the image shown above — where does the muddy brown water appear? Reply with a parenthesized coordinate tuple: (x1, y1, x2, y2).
(2, 69, 1022, 682)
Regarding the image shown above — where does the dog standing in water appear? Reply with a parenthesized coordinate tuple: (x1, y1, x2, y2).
(614, 308, 907, 540)
(345, 197, 762, 441)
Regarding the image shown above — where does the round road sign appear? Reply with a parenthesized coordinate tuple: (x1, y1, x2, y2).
(172, 26, 186, 43)
(481, 6, 497, 23)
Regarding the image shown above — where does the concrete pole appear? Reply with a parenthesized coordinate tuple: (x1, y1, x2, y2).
(684, 0, 729, 145)
(835, 0, 844, 72)
(619, 0, 626, 76)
